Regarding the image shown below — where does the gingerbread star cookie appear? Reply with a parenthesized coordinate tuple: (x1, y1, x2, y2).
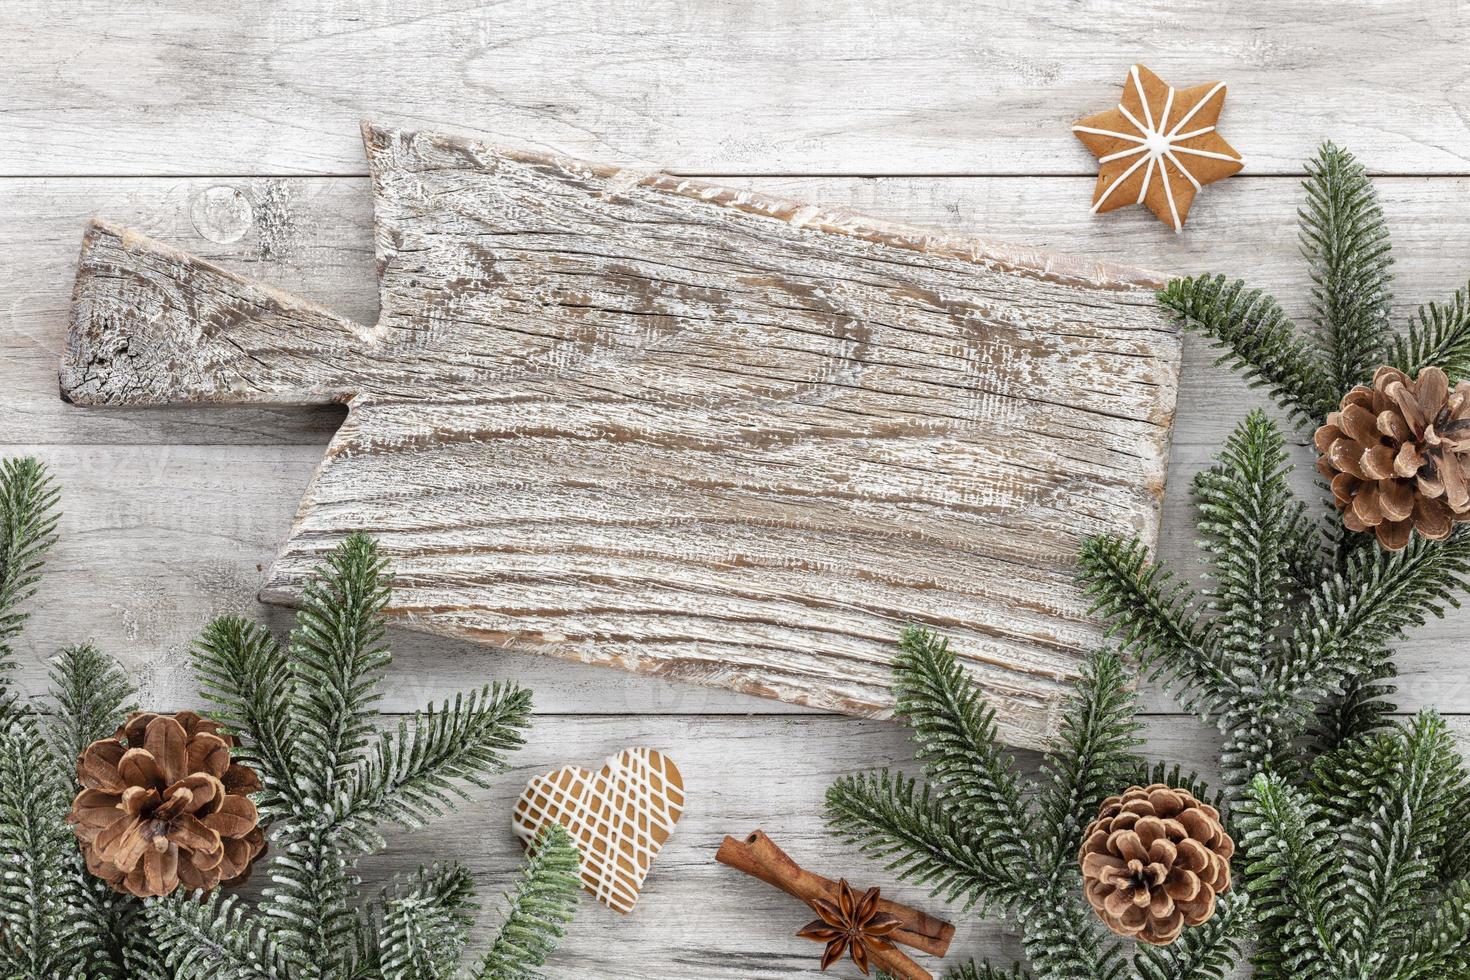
(1073, 64, 1243, 231)
(512, 747, 684, 914)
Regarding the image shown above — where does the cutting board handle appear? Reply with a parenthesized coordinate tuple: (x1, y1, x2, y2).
(61, 220, 373, 408)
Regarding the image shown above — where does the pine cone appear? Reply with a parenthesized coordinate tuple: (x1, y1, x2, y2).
(1315, 365, 1470, 550)
(1078, 784, 1233, 945)
(68, 710, 266, 897)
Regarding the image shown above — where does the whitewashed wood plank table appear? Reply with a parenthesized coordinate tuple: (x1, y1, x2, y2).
(3, 2, 1469, 975)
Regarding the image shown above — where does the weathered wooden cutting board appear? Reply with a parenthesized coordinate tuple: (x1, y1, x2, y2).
(61, 123, 1179, 748)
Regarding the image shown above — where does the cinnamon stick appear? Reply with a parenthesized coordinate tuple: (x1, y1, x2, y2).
(715, 829, 955, 959)
(859, 942, 932, 980)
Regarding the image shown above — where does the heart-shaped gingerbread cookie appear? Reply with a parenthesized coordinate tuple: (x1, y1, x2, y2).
(512, 747, 684, 913)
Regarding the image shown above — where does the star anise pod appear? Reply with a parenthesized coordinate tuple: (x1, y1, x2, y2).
(797, 878, 902, 974)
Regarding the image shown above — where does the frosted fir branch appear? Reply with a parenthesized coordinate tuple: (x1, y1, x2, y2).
(1157, 275, 1340, 431)
(1307, 650, 1399, 756)
(336, 683, 532, 852)
(826, 768, 1028, 915)
(193, 616, 302, 822)
(1077, 536, 1231, 717)
(46, 643, 135, 772)
(1442, 780, 1470, 884)
(45, 644, 150, 979)
(147, 891, 296, 980)
(1217, 691, 1316, 790)
(1283, 527, 1470, 705)
(1033, 647, 1143, 872)
(1304, 711, 1468, 976)
(942, 962, 1032, 980)
(288, 533, 394, 799)
(474, 824, 581, 980)
(1191, 411, 1325, 715)
(0, 717, 87, 978)
(70, 877, 153, 980)
(0, 457, 60, 673)
(1015, 881, 1130, 980)
(376, 864, 477, 980)
(258, 827, 358, 978)
(1390, 284, 1470, 383)
(890, 627, 1038, 876)
(1378, 878, 1470, 979)
(1300, 140, 1395, 393)
(1236, 774, 1351, 978)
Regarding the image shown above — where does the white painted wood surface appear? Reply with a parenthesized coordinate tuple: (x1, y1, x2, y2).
(4, 3, 1470, 977)
(4, 0, 1469, 177)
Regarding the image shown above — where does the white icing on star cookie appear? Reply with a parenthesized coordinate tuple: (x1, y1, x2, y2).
(1073, 64, 1244, 231)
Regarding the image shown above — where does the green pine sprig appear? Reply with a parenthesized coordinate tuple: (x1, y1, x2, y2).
(0, 711, 83, 978)
(46, 643, 143, 979)
(827, 627, 1241, 980)
(1300, 141, 1395, 395)
(1237, 714, 1470, 980)
(47, 643, 135, 768)
(338, 683, 533, 852)
(0, 456, 60, 673)
(1389, 287, 1470, 381)
(0, 463, 578, 980)
(944, 962, 1033, 980)
(169, 533, 579, 978)
(374, 864, 478, 980)
(148, 890, 296, 980)
(1091, 140, 1470, 980)
(474, 823, 582, 980)
(1079, 406, 1470, 789)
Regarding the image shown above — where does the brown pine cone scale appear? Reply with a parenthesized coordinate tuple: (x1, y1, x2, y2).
(68, 710, 266, 898)
(1315, 365, 1470, 550)
(1078, 783, 1233, 945)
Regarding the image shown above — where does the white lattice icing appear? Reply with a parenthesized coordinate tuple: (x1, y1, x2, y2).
(511, 747, 685, 914)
